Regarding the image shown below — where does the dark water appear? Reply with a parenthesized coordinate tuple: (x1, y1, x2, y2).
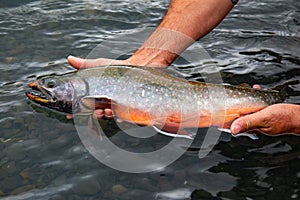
(0, 0, 300, 199)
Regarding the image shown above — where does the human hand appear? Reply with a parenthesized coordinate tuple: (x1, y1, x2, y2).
(67, 55, 131, 69)
(230, 103, 300, 136)
(67, 47, 173, 70)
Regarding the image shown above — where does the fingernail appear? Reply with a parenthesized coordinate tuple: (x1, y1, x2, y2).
(93, 110, 104, 119)
(68, 55, 82, 61)
(66, 114, 73, 119)
(67, 55, 74, 59)
(232, 124, 242, 134)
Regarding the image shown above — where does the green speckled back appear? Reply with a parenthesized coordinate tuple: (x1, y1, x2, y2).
(74, 66, 285, 115)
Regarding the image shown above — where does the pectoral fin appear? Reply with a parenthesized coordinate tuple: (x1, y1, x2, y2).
(81, 97, 112, 110)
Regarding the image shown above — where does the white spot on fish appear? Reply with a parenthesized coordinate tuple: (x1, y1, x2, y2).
(141, 89, 145, 97)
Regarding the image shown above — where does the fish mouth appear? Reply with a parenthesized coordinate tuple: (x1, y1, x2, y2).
(26, 82, 56, 104)
(26, 81, 74, 114)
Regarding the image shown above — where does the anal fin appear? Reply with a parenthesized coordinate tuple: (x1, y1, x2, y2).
(152, 126, 195, 140)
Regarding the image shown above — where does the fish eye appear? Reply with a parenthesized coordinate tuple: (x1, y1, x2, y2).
(47, 80, 56, 88)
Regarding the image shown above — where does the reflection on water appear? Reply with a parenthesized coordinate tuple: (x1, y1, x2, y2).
(0, 0, 300, 199)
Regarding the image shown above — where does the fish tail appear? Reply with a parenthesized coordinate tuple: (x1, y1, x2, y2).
(272, 80, 300, 102)
(273, 84, 288, 102)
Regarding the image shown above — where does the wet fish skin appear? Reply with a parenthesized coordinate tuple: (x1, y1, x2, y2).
(26, 65, 285, 131)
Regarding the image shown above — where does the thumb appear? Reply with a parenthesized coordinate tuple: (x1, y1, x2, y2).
(67, 55, 91, 69)
(230, 113, 264, 134)
(67, 55, 107, 69)
(67, 55, 130, 69)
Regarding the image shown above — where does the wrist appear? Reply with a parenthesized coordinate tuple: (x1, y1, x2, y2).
(127, 47, 178, 68)
(127, 27, 195, 68)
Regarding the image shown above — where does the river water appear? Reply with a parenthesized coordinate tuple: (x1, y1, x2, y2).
(0, 0, 300, 199)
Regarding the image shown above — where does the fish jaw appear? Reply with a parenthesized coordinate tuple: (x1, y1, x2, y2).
(26, 81, 75, 114)
(26, 80, 113, 114)
(26, 81, 54, 104)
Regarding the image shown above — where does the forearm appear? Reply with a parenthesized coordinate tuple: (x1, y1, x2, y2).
(128, 0, 234, 67)
(161, 0, 234, 39)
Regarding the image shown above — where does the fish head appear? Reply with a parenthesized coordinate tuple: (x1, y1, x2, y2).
(26, 76, 88, 114)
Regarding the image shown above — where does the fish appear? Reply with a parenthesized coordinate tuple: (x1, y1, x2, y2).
(26, 65, 285, 139)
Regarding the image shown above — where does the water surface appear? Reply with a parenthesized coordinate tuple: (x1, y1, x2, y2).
(0, 0, 300, 199)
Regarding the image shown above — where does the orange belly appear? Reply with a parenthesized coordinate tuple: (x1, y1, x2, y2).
(113, 104, 265, 132)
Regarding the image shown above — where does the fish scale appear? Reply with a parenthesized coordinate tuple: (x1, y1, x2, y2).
(26, 65, 285, 138)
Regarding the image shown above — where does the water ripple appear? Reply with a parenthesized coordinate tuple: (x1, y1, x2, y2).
(0, 0, 299, 199)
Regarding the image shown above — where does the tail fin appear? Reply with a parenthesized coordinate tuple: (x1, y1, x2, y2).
(272, 80, 300, 102)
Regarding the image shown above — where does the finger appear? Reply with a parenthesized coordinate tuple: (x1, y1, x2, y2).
(253, 84, 261, 89)
(68, 56, 103, 69)
(230, 112, 266, 134)
(104, 109, 114, 119)
(93, 110, 104, 119)
(68, 55, 130, 69)
(66, 114, 73, 119)
(68, 56, 85, 69)
(103, 109, 124, 122)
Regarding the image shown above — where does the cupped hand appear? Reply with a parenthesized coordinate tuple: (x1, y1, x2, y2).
(231, 103, 300, 136)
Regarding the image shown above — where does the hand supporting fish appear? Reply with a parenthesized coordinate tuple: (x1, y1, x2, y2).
(26, 65, 287, 139)
(231, 103, 300, 136)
